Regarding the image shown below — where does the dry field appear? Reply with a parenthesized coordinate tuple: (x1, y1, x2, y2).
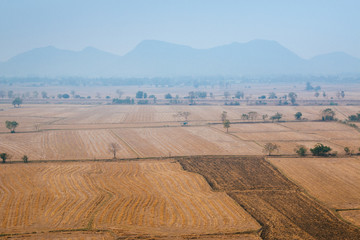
(179, 156, 360, 240)
(0, 160, 260, 239)
(268, 157, 360, 227)
(1, 104, 360, 161)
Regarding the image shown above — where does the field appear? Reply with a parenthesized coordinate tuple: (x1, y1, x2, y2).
(1, 104, 360, 161)
(0, 160, 260, 239)
(178, 156, 360, 240)
(269, 157, 360, 227)
(1, 103, 360, 239)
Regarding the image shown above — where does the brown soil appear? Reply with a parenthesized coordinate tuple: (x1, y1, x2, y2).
(178, 156, 360, 240)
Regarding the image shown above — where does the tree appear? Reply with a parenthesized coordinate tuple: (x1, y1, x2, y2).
(270, 112, 282, 122)
(314, 92, 320, 98)
(165, 93, 173, 99)
(263, 143, 280, 156)
(8, 90, 14, 99)
(310, 143, 332, 156)
(235, 91, 244, 99)
(248, 111, 258, 121)
(62, 94, 70, 99)
(294, 112, 302, 120)
(241, 113, 249, 120)
(175, 111, 191, 125)
(136, 91, 144, 99)
(288, 92, 297, 105)
(5, 120, 19, 133)
(188, 91, 196, 104)
(321, 108, 335, 121)
(41, 91, 48, 99)
(0, 153, 10, 163)
(340, 91, 345, 98)
(12, 97, 23, 108)
(223, 119, 230, 133)
(221, 111, 227, 122)
(344, 147, 353, 156)
(306, 82, 314, 91)
(294, 145, 307, 156)
(70, 90, 76, 98)
(109, 143, 120, 159)
(22, 155, 29, 163)
(268, 92, 277, 99)
(262, 114, 268, 122)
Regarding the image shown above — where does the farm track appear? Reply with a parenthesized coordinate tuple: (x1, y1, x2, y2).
(178, 156, 360, 240)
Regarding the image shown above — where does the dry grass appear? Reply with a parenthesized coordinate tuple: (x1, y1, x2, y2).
(0, 160, 260, 237)
(268, 158, 360, 209)
(339, 210, 360, 227)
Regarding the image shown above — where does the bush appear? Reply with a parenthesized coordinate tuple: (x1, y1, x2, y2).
(294, 145, 307, 156)
(310, 143, 332, 156)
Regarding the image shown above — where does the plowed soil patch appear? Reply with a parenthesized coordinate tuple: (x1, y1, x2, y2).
(178, 156, 360, 240)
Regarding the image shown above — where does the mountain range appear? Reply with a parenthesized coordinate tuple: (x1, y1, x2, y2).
(1, 39, 359, 77)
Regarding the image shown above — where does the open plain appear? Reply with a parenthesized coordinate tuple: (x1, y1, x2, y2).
(1, 103, 360, 239)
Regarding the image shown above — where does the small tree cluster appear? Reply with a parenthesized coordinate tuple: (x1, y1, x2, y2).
(321, 108, 335, 121)
(310, 143, 332, 156)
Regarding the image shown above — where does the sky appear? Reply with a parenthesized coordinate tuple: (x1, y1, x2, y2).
(0, 0, 359, 61)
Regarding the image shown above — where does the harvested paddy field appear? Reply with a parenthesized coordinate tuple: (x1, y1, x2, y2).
(178, 156, 360, 240)
(0, 160, 260, 239)
(269, 157, 360, 228)
(1, 103, 360, 160)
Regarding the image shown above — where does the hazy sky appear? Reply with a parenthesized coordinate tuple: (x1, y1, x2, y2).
(1, 0, 359, 61)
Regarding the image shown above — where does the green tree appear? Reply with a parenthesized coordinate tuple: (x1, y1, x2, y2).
(12, 97, 23, 108)
(263, 143, 280, 156)
(310, 143, 332, 156)
(136, 91, 144, 99)
(5, 120, 19, 133)
(223, 119, 230, 133)
(294, 145, 307, 156)
(0, 153, 9, 163)
(344, 147, 353, 156)
(165, 93, 173, 99)
(22, 155, 29, 163)
(294, 112, 302, 120)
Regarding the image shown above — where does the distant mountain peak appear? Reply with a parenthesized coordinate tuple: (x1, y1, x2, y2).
(1, 40, 359, 77)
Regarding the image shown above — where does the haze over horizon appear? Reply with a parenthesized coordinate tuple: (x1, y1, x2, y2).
(1, 0, 360, 62)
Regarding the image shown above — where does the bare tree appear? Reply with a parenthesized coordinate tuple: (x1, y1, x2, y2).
(262, 143, 280, 156)
(221, 111, 227, 122)
(109, 143, 120, 159)
(262, 114, 268, 122)
(175, 111, 191, 125)
(248, 111, 258, 121)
